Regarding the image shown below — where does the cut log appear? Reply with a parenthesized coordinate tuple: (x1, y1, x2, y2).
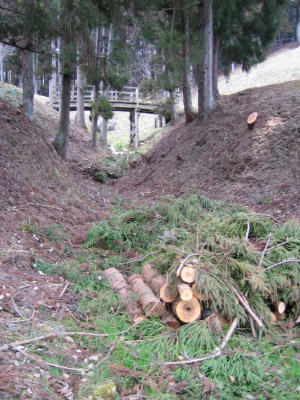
(150, 275, 166, 296)
(178, 283, 193, 301)
(128, 274, 165, 317)
(192, 284, 210, 302)
(275, 311, 286, 321)
(180, 264, 196, 283)
(172, 296, 201, 323)
(141, 263, 157, 284)
(161, 312, 180, 329)
(247, 112, 257, 130)
(160, 283, 177, 303)
(104, 268, 143, 320)
(141, 264, 174, 300)
(276, 301, 286, 314)
(269, 311, 277, 324)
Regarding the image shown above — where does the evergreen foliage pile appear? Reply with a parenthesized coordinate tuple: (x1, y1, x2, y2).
(84, 194, 300, 327)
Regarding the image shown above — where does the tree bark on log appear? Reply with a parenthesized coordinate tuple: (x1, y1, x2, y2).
(141, 264, 169, 299)
(161, 312, 180, 329)
(104, 268, 142, 320)
(160, 283, 177, 303)
(172, 296, 201, 323)
(191, 284, 210, 302)
(141, 264, 157, 284)
(128, 274, 165, 317)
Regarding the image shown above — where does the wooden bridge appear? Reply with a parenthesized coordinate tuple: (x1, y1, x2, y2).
(49, 85, 161, 114)
(49, 85, 165, 147)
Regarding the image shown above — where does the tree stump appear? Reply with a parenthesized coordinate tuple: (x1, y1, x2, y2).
(247, 112, 257, 130)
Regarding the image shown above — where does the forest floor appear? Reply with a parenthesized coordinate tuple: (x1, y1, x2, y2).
(0, 45, 299, 399)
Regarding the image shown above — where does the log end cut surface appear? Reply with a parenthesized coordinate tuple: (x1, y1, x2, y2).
(173, 296, 201, 323)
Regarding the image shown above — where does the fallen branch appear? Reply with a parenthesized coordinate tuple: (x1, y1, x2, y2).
(245, 221, 251, 241)
(59, 282, 69, 298)
(1, 297, 163, 352)
(232, 286, 263, 329)
(123, 252, 154, 265)
(164, 317, 239, 366)
(176, 253, 199, 277)
(265, 258, 300, 271)
(258, 234, 272, 268)
(12, 346, 86, 373)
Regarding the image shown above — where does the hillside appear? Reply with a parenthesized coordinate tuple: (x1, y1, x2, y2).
(0, 77, 299, 399)
(0, 85, 108, 260)
(117, 80, 300, 221)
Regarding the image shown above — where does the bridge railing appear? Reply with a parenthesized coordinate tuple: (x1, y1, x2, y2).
(50, 84, 164, 107)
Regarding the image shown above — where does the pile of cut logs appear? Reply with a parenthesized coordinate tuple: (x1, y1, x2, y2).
(104, 259, 209, 328)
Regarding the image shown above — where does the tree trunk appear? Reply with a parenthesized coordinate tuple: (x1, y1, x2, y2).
(0, 44, 4, 83)
(198, 0, 215, 120)
(75, 64, 86, 128)
(169, 89, 177, 126)
(99, 24, 113, 147)
(182, 8, 195, 123)
(53, 72, 72, 159)
(296, 5, 300, 43)
(22, 49, 34, 121)
(49, 40, 58, 106)
(91, 82, 99, 150)
(212, 35, 220, 100)
(33, 53, 38, 94)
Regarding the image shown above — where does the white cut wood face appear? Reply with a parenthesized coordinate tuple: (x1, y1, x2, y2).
(247, 112, 257, 124)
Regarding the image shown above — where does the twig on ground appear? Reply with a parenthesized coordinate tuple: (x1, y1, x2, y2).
(265, 240, 290, 253)
(59, 282, 69, 298)
(12, 346, 86, 373)
(0, 298, 162, 352)
(123, 252, 154, 265)
(164, 317, 239, 366)
(249, 317, 257, 339)
(176, 253, 199, 277)
(220, 317, 239, 350)
(11, 294, 35, 323)
(27, 202, 75, 226)
(258, 234, 272, 268)
(0, 249, 29, 254)
(265, 258, 300, 271)
(232, 286, 263, 329)
(245, 221, 251, 241)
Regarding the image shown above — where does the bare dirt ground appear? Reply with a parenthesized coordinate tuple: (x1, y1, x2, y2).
(116, 80, 300, 222)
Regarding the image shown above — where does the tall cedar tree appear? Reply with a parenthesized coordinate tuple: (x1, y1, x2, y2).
(53, 0, 98, 159)
(0, 0, 53, 121)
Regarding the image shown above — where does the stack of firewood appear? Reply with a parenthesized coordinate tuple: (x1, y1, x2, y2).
(104, 259, 215, 328)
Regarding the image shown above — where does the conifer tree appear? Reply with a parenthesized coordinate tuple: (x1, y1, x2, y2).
(0, 0, 53, 121)
(53, 0, 98, 158)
